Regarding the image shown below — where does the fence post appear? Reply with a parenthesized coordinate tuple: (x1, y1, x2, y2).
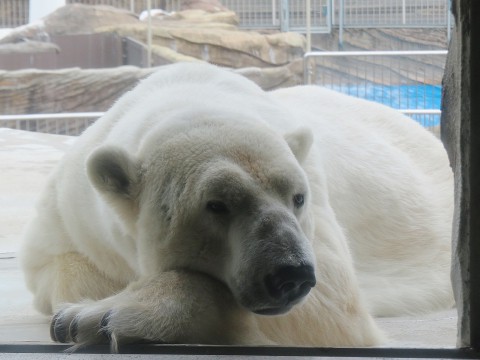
(447, 0, 451, 41)
(272, 0, 277, 26)
(280, 0, 289, 32)
(339, 0, 344, 49)
(306, 0, 311, 52)
(331, 0, 335, 25)
(327, 0, 333, 32)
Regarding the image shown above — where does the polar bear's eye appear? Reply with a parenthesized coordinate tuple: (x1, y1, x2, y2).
(206, 200, 229, 214)
(293, 194, 305, 208)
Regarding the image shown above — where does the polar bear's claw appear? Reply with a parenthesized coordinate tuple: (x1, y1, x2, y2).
(69, 316, 79, 343)
(50, 310, 73, 344)
(99, 311, 113, 341)
(49, 304, 114, 346)
(50, 311, 64, 343)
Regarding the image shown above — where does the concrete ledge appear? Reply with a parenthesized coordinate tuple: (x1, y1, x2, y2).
(0, 344, 478, 358)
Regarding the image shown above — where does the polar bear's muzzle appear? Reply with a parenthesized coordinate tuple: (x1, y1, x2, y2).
(227, 207, 317, 316)
(255, 264, 316, 315)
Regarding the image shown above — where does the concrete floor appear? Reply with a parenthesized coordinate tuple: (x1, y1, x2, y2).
(0, 128, 458, 357)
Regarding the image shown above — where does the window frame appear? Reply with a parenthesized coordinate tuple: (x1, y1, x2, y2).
(1, 1, 479, 358)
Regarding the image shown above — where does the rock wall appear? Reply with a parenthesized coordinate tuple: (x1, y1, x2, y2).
(0, 3, 307, 120)
(0, 3, 450, 135)
(0, 59, 303, 134)
(0, 4, 306, 70)
(440, 0, 480, 349)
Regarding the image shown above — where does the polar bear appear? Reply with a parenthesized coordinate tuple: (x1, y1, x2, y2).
(20, 62, 454, 349)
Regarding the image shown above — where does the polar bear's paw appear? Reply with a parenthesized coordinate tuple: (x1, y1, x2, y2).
(49, 271, 261, 351)
(50, 301, 161, 351)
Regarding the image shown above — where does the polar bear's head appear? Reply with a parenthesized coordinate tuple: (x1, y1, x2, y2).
(87, 119, 316, 316)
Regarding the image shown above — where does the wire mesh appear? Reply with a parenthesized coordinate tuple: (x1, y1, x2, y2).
(304, 50, 447, 134)
(222, 0, 279, 29)
(0, 114, 102, 136)
(0, 0, 451, 30)
(0, 0, 29, 28)
(67, 0, 167, 13)
(333, 0, 451, 27)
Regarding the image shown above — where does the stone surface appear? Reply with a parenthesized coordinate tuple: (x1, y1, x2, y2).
(0, 4, 139, 44)
(0, 4, 305, 70)
(98, 19, 305, 68)
(0, 60, 305, 118)
(0, 41, 59, 55)
(0, 66, 157, 115)
(162, 9, 238, 26)
(236, 59, 304, 90)
(440, 0, 480, 349)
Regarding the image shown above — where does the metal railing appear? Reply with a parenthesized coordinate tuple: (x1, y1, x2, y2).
(0, 109, 444, 137)
(332, 0, 451, 27)
(0, 0, 29, 28)
(67, 0, 167, 14)
(304, 50, 447, 133)
(0, 112, 103, 135)
(0, 111, 443, 138)
(1, 0, 452, 33)
(219, 0, 331, 33)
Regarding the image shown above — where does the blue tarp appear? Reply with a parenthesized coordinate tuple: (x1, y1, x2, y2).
(327, 84, 442, 127)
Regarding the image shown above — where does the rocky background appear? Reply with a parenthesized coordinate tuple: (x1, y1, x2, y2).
(0, 1, 448, 134)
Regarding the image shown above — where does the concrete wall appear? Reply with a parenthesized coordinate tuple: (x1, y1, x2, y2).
(441, 0, 480, 349)
(0, 34, 123, 71)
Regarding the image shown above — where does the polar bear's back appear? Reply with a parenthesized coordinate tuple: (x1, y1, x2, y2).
(74, 63, 266, 153)
(270, 85, 454, 316)
(270, 85, 450, 187)
(271, 85, 452, 218)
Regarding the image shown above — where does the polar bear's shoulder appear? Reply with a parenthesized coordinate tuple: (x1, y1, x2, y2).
(138, 62, 264, 97)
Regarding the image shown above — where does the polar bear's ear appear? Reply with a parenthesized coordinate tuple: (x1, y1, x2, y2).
(284, 127, 314, 163)
(87, 146, 139, 203)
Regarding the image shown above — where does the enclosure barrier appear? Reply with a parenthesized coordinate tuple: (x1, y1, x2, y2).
(303, 50, 447, 133)
(0, 112, 104, 136)
(1, 110, 444, 138)
(1, 0, 452, 33)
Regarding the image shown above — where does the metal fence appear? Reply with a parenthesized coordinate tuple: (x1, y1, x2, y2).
(304, 50, 447, 134)
(222, 0, 280, 29)
(67, 0, 169, 14)
(0, 0, 29, 28)
(332, 0, 451, 27)
(221, 0, 450, 32)
(0, 113, 103, 135)
(1, 51, 447, 136)
(287, 0, 330, 31)
(1, 0, 451, 32)
(218, 0, 330, 32)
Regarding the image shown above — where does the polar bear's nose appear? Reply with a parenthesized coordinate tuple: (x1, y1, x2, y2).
(265, 265, 316, 303)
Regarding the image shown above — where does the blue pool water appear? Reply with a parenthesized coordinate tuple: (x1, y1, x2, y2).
(327, 84, 442, 127)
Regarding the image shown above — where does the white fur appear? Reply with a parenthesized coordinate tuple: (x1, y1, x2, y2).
(20, 62, 453, 348)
